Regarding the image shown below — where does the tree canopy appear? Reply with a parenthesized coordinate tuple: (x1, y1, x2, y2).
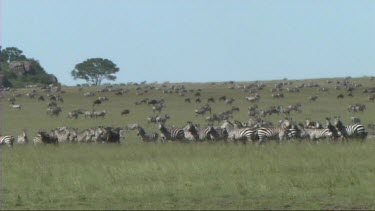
(1, 47, 27, 63)
(71, 58, 119, 86)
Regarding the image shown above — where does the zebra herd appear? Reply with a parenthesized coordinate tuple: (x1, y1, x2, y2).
(0, 116, 369, 148)
(0, 115, 370, 148)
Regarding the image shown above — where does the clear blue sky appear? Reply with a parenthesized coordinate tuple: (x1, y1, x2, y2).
(2, 0, 375, 86)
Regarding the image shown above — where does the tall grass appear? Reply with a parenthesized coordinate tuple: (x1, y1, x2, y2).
(3, 141, 375, 210)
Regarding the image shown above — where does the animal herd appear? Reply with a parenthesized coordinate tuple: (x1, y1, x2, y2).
(1, 77, 374, 148)
(0, 116, 369, 148)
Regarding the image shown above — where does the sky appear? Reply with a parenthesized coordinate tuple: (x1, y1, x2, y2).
(1, 0, 375, 86)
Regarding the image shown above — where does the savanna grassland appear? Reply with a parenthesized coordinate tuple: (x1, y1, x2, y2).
(1, 77, 375, 210)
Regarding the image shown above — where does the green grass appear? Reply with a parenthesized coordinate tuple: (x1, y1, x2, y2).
(3, 142, 375, 210)
(2, 76, 375, 209)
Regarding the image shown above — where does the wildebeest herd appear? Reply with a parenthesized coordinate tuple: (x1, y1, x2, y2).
(0, 77, 374, 148)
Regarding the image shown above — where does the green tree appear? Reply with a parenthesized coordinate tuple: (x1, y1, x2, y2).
(71, 58, 119, 86)
(1, 47, 27, 63)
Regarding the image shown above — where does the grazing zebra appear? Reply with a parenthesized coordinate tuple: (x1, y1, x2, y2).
(333, 117, 367, 140)
(220, 120, 257, 144)
(17, 130, 29, 144)
(0, 135, 15, 147)
(136, 126, 158, 142)
(158, 123, 185, 142)
(256, 119, 291, 143)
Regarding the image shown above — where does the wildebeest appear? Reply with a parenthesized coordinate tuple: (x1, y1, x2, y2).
(47, 106, 62, 117)
(34, 131, 58, 145)
(121, 109, 130, 116)
(93, 99, 102, 107)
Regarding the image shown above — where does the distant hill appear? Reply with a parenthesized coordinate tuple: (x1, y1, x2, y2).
(0, 46, 59, 88)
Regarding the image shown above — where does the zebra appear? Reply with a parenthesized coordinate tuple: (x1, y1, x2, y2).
(256, 119, 291, 143)
(0, 135, 15, 147)
(220, 120, 257, 144)
(75, 129, 95, 143)
(52, 127, 73, 143)
(183, 122, 200, 142)
(158, 123, 185, 143)
(333, 117, 367, 140)
(136, 126, 158, 142)
(17, 129, 29, 144)
(295, 123, 333, 142)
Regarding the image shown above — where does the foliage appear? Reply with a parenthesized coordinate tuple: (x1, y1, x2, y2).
(71, 58, 119, 86)
(1, 47, 27, 63)
(0, 47, 58, 87)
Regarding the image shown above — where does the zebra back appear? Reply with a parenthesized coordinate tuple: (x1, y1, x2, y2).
(159, 124, 185, 141)
(0, 135, 15, 147)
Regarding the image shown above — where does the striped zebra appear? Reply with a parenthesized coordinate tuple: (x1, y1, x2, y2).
(220, 120, 257, 144)
(158, 123, 185, 142)
(333, 117, 367, 140)
(136, 126, 158, 142)
(183, 122, 201, 141)
(286, 123, 301, 140)
(0, 135, 15, 147)
(257, 119, 291, 143)
(184, 123, 216, 142)
(297, 123, 333, 141)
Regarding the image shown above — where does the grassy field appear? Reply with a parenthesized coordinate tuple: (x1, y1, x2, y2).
(3, 142, 375, 210)
(1, 76, 375, 209)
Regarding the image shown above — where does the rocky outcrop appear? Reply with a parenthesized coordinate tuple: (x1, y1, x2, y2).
(9, 61, 36, 76)
(48, 74, 59, 83)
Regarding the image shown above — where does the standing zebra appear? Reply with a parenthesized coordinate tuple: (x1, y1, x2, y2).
(296, 123, 333, 142)
(220, 120, 257, 144)
(0, 135, 15, 147)
(183, 122, 200, 142)
(333, 117, 367, 140)
(257, 119, 291, 143)
(136, 126, 159, 142)
(158, 123, 185, 143)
